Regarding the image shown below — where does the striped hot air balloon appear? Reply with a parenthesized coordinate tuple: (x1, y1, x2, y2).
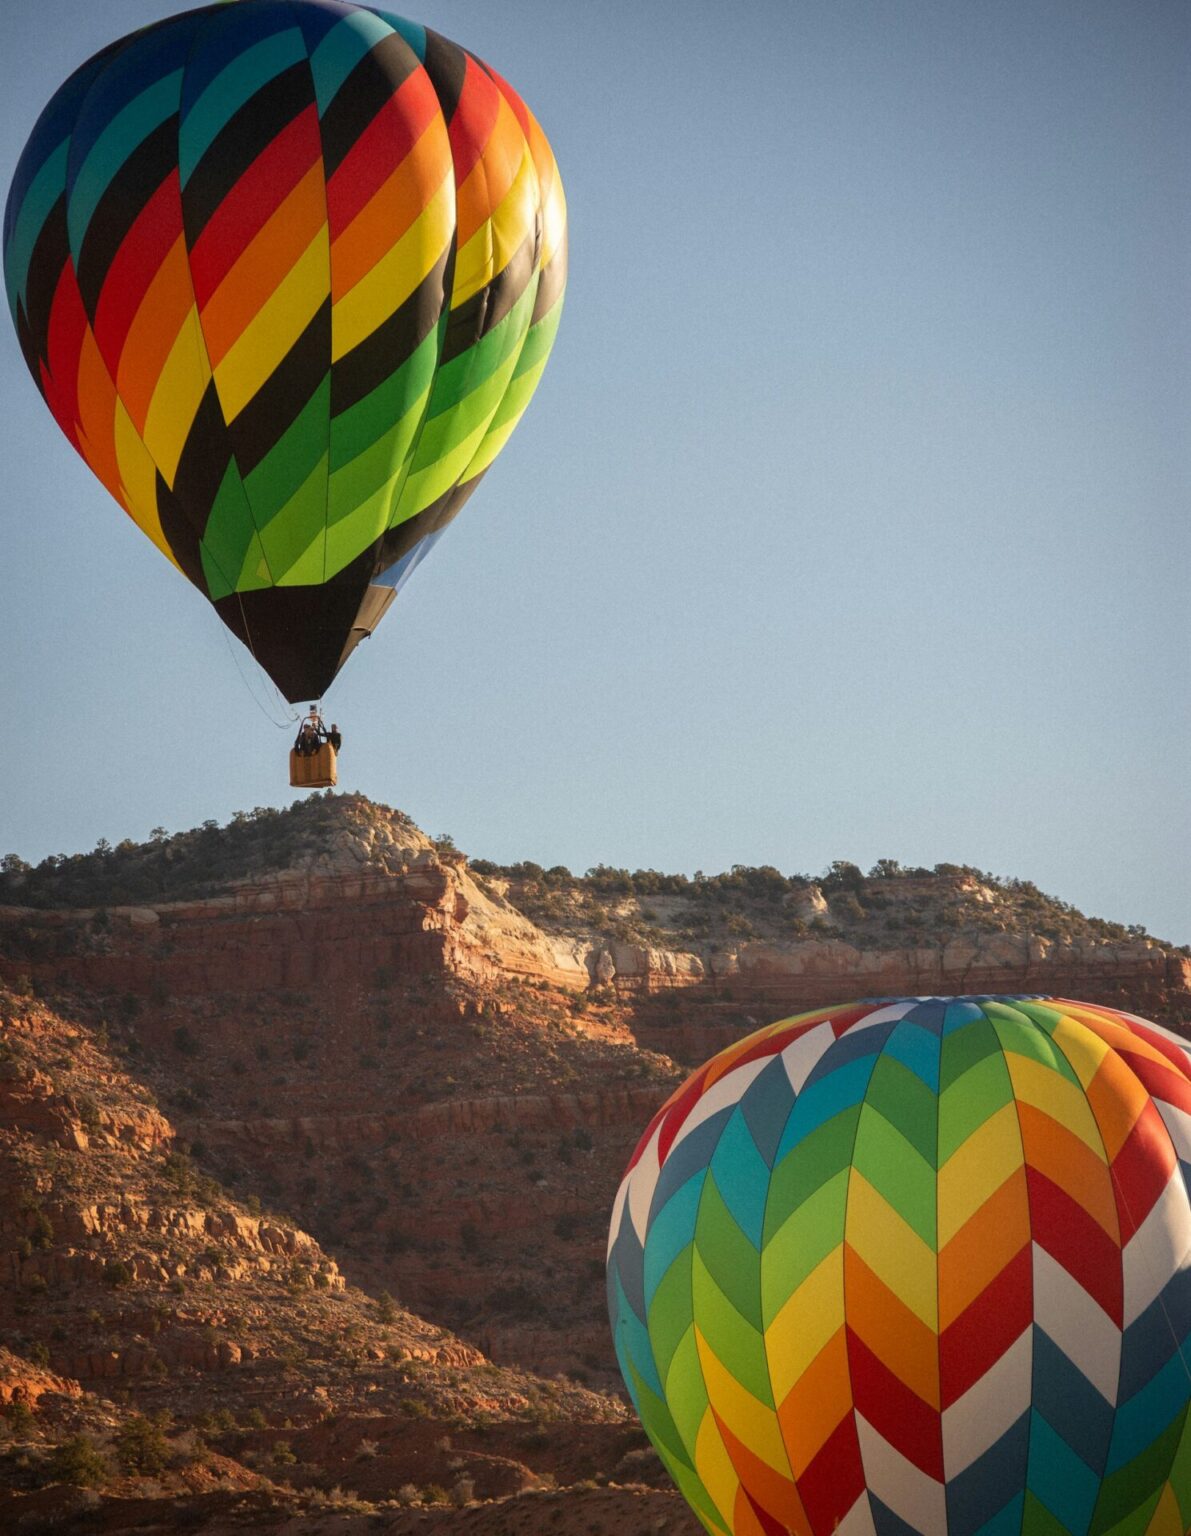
(607, 996, 1191, 1536)
(4, 0, 566, 700)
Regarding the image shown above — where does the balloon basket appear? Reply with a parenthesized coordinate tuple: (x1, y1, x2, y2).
(290, 744, 337, 790)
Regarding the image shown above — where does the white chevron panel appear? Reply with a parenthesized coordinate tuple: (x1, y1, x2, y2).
(1033, 1244, 1120, 1403)
(942, 1327, 1031, 1477)
(626, 1122, 663, 1247)
(606, 1177, 629, 1260)
(669, 1055, 771, 1156)
(1122, 1168, 1191, 1328)
(849, 1002, 918, 1033)
(1154, 1099, 1191, 1166)
(779, 1021, 837, 1094)
(856, 1413, 947, 1534)
(834, 1489, 878, 1536)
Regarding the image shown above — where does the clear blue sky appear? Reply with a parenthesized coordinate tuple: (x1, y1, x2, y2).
(2, 0, 1188, 943)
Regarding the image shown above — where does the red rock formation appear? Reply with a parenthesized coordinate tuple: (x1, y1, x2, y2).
(2, 848, 1186, 1025)
(0, 1346, 82, 1406)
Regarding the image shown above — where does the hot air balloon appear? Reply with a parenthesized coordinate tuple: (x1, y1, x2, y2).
(607, 996, 1191, 1536)
(4, 0, 566, 704)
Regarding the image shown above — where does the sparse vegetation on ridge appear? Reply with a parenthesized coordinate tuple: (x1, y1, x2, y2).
(473, 855, 1178, 954)
(0, 795, 414, 910)
(1, 796, 1180, 957)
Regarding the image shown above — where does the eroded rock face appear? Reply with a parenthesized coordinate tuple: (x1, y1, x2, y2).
(0, 1346, 82, 1405)
(4, 790, 1188, 1028)
(0, 1056, 171, 1153)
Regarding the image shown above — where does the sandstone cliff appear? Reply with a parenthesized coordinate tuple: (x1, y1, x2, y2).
(0, 797, 1184, 1532)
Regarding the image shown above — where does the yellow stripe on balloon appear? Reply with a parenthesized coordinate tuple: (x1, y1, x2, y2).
(74, 330, 131, 512)
(451, 146, 537, 308)
(330, 120, 451, 303)
(1001, 1054, 1104, 1156)
(540, 169, 567, 270)
(1145, 1483, 1185, 1536)
(937, 1102, 1024, 1246)
(776, 1325, 853, 1476)
(113, 398, 173, 559)
(1061, 1008, 1177, 1075)
(845, 1173, 937, 1329)
(141, 305, 212, 486)
(1046, 1013, 1112, 1093)
(201, 160, 327, 369)
(331, 172, 453, 364)
(693, 1403, 742, 1533)
(765, 1245, 844, 1403)
(695, 1328, 790, 1477)
(214, 231, 329, 422)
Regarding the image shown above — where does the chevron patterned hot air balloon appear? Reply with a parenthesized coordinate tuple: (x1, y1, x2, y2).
(607, 996, 1191, 1536)
(4, 0, 566, 700)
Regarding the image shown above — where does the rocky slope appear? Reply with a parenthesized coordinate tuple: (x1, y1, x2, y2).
(0, 795, 1186, 1531)
(0, 983, 695, 1532)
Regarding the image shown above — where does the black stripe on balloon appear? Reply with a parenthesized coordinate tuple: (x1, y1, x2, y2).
(223, 298, 330, 477)
(214, 542, 378, 701)
(483, 230, 538, 337)
(18, 197, 71, 364)
(439, 228, 537, 370)
(533, 237, 567, 323)
(330, 251, 449, 417)
(420, 29, 468, 125)
(373, 473, 483, 576)
(74, 118, 178, 317)
(162, 381, 233, 546)
(14, 305, 42, 384)
(154, 469, 207, 591)
(181, 61, 313, 243)
(318, 30, 419, 179)
(439, 287, 484, 369)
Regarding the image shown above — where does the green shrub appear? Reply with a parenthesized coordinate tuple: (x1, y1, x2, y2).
(115, 1414, 170, 1474)
(5, 1400, 35, 1437)
(47, 1435, 108, 1487)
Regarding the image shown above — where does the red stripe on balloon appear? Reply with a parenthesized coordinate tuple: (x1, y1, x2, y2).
(1111, 1101, 1178, 1243)
(794, 1412, 867, 1536)
(741, 1485, 794, 1536)
(91, 171, 181, 370)
(485, 64, 533, 139)
(326, 70, 439, 237)
(1116, 1052, 1191, 1120)
(447, 57, 500, 184)
(189, 105, 322, 309)
(939, 1243, 1032, 1407)
(848, 1330, 944, 1481)
(1121, 1022, 1191, 1086)
(1025, 1168, 1123, 1325)
(44, 263, 89, 446)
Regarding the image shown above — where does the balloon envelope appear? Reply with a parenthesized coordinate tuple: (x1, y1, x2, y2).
(4, 0, 566, 700)
(607, 996, 1191, 1536)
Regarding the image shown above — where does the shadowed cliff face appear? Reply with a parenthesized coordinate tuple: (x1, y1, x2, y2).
(0, 796, 1186, 1531)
